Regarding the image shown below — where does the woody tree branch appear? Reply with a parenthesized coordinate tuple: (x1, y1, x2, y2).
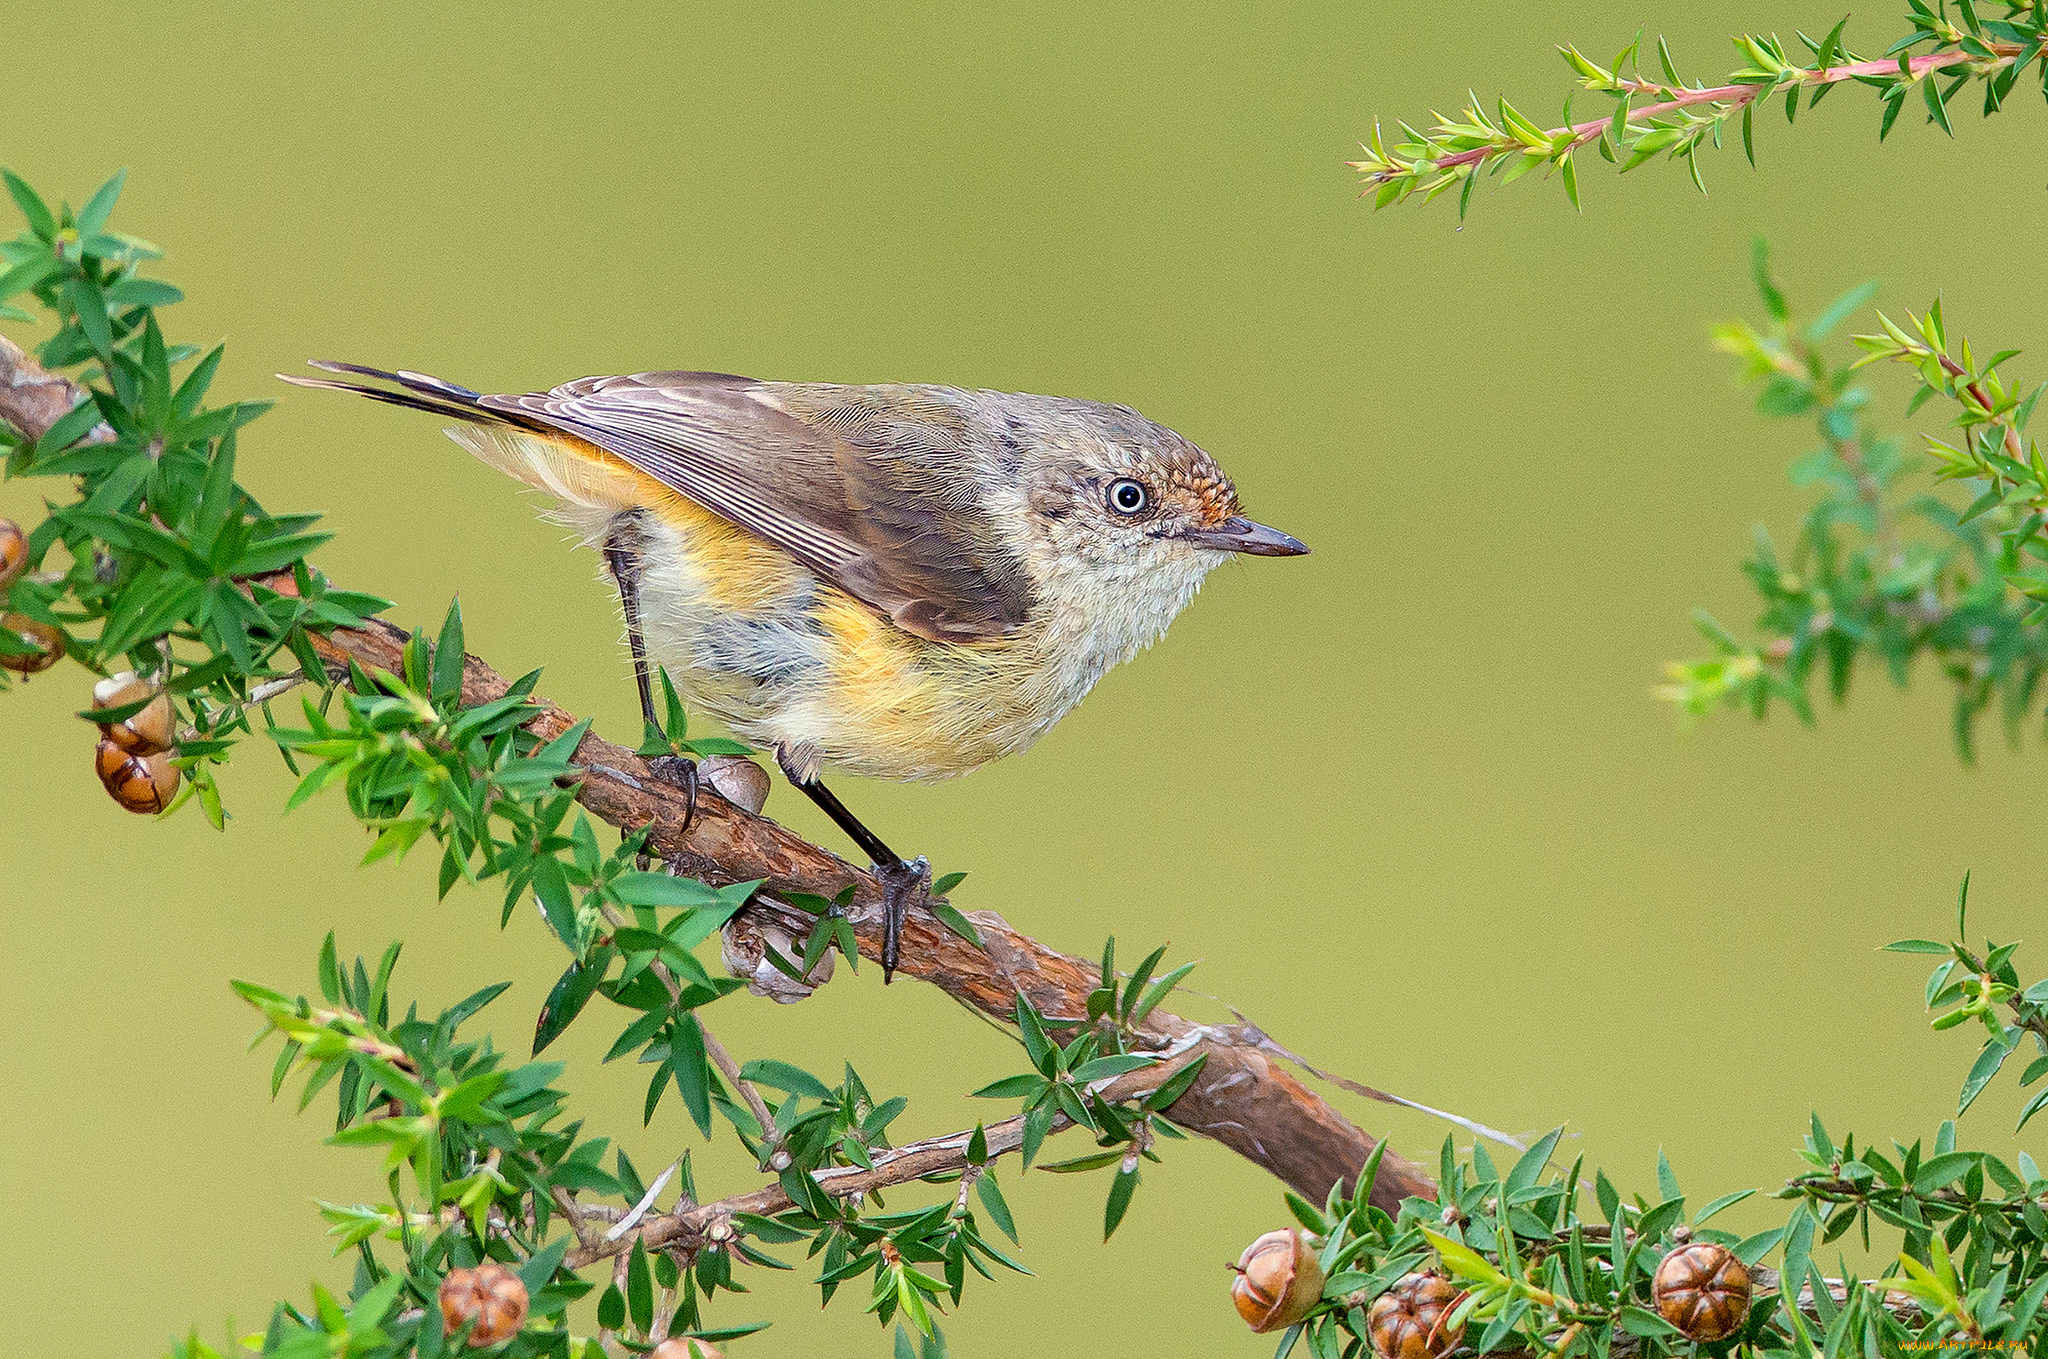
(0, 332, 1434, 1215)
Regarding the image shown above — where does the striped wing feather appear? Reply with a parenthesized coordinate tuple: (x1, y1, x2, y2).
(480, 373, 1033, 643)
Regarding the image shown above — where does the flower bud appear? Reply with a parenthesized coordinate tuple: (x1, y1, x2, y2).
(1231, 1227, 1324, 1333)
(0, 612, 62, 673)
(96, 738, 181, 814)
(92, 672, 176, 755)
(700, 754, 769, 815)
(0, 518, 25, 590)
(439, 1262, 529, 1346)
(1366, 1273, 1464, 1359)
(1652, 1241, 1751, 1342)
(649, 1340, 725, 1359)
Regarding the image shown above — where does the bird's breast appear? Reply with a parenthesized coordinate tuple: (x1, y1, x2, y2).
(602, 498, 1218, 783)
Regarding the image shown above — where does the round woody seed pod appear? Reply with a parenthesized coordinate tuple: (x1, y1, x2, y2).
(1652, 1241, 1752, 1342)
(721, 914, 834, 1003)
(96, 738, 181, 814)
(1231, 1227, 1325, 1334)
(649, 1340, 726, 1359)
(92, 671, 176, 755)
(438, 1262, 529, 1346)
(0, 613, 62, 673)
(1367, 1273, 1465, 1359)
(699, 753, 770, 815)
(0, 518, 25, 590)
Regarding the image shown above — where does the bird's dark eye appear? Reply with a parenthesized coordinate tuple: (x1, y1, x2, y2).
(1107, 479, 1149, 515)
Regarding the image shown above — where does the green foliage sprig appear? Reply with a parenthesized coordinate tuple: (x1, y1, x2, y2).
(1349, 4, 2047, 215)
(1661, 245, 2048, 757)
(0, 168, 384, 822)
(1261, 888, 2048, 1358)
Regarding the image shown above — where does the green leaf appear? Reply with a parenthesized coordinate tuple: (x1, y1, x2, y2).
(64, 277, 113, 358)
(928, 900, 983, 948)
(3, 169, 57, 239)
(627, 1238, 655, 1332)
(1619, 1305, 1684, 1338)
(1020, 1104, 1051, 1169)
(976, 1171, 1018, 1244)
(1015, 995, 1053, 1073)
(1923, 73, 1955, 135)
(1912, 1150, 1978, 1194)
(1781, 1203, 1815, 1299)
(317, 933, 342, 1004)
(1655, 1147, 1682, 1202)
(1751, 238, 1788, 323)
(1103, 1165, 1139, 1239)
(1070, 1053, 1155, 1083)
(75, 169, 127, 239)
(669, 1014, 713, 1136)
(432, 599, 465, 707)
(1506, 1127, 1564, 1195)
(970, 1073, 1044, 1101)
(1421, 1228, 1508, 1286)
(1807, 280, 1880, 342)
(1694, 1188, 1756, 1225)
(1958, 1031, 2019, 1116)
(1129, 961, 1196, 1026)
(737, 1059, 832, 1101)
(534, 954, 607, 1056)
(1120, 945, 1168, 1025)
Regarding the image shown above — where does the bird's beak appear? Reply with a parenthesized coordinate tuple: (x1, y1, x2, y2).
(1177, 515, 1310, 557)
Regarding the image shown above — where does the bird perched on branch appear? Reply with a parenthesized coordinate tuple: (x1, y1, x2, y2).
(283, 362, 1308, 979)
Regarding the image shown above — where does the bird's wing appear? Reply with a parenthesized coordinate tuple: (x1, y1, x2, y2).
(480, 373, 1034, 643)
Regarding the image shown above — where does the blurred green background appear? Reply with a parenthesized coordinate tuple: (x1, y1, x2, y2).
(3, 1, 2043, 1353)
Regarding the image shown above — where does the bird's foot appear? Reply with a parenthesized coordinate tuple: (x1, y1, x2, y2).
(870, 855, 929, 985)
(637, 755, 699, 870)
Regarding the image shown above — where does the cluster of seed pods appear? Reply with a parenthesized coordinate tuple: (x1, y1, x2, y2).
(1231, 1226, 1755, 1356)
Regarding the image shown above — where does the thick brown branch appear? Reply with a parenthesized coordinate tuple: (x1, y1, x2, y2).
(295, 605, 1434, 1210)
(0, 335, 1436, 1218)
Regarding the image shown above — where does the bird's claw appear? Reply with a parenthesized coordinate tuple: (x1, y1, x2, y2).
(646, 755, 700, 833)
(870, 855, 929, 985)
(635, 755, 699, 870)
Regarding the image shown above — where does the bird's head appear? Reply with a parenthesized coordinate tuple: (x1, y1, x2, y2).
(995, 395, 1307, 654)
(1011, 397, 1306, 570)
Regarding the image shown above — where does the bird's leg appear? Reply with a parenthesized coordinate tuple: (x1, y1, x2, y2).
(773, 747, 926, 984)
(603, 525, 698, 832)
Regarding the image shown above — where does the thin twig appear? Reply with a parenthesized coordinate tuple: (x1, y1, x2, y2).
(699, 1025, 778, 1161)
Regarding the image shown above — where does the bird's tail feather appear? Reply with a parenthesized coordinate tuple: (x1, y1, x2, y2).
(280, 360, 646, 510)
(277, 361, 548, 431)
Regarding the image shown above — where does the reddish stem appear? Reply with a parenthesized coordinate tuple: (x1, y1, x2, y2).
(1423, 45, 2023, 175)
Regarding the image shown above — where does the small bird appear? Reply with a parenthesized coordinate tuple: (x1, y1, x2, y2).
(283, 363, 1308, 978)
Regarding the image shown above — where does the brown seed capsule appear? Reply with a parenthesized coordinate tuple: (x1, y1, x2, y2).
(1653, 1241, 1752, 1342)
(649, 1340, 726, 1359)
(438, 1263, 529, 1346)
(721, 915, 835, 1003)
(96, 738, 181, 814)
(0, 518, 25, 591)
(1367, 1273, 1465, 1359)
(91, 671, 176, 755)
(1231, 1227, 1325, 1334)
(0, 612, 62, 673)
(699, 754, 770, 815)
